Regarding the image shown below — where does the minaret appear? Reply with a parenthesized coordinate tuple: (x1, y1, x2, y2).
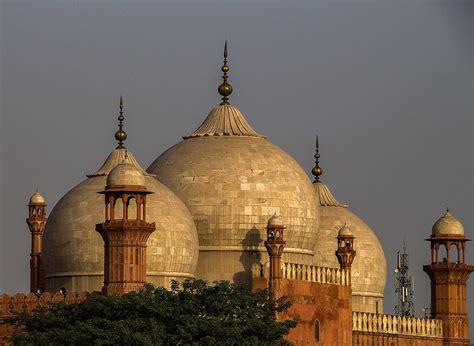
(26, 190, 47, 293)
(264, 213, 286, 296)
(423, 209, 473, 345)
(95, 99, 155, 295)
(335, 223, 356, 285)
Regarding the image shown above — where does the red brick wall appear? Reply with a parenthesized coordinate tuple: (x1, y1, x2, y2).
(256, 278, 353, 345)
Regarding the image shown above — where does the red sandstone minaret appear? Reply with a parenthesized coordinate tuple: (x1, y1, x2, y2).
(96, 155, 155, 296)
(26, 190, 47, 293)
(335, 223, 356, 285)
(423, 209, 473, 345)
(264, 214, 286, 296)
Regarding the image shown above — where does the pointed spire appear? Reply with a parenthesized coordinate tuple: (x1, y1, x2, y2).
(312, 135, 323, 182)
(114, 95, 127, 148)
(218, 40, 233, 105)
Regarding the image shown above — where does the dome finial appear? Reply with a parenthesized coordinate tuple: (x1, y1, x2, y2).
(114, 94, 127, 148)
(312, 135, 323, 182)
(218, 40, 233, 105)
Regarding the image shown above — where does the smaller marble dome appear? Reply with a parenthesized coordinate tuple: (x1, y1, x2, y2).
(338, 223, 353, 237)
(29, 191, 45, 205)
(312, 179, 386, 314)
(432, 209, 464, 236)
(268, 213, 283, 227)
(107, 156, 145, 187)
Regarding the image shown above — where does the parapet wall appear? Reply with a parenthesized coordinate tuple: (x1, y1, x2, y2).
(0, 292, 87, 345)
(0, 292, 87, 316)
(352, 311, 443, 346)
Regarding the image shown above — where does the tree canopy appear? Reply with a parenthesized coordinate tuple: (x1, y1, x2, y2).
(10, 280, 296, 345)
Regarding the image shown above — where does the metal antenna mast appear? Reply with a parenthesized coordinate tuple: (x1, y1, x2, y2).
(394, 242, 415, 316)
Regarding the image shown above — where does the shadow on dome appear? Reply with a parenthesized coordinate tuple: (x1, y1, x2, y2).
(233, 226, 262, 285)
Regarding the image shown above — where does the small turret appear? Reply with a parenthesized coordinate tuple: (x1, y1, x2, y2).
(264, 213, 286, 296)
(335, 223, 356, 285)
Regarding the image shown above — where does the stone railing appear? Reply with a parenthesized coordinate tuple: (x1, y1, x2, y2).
(282, 263, 349, 285)
(0, 292, 87, 316)
(352, 311, 443, 338)
(252, 262, 349, 286)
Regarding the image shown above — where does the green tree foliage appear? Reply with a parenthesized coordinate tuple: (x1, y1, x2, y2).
(10, 280, 296, 345)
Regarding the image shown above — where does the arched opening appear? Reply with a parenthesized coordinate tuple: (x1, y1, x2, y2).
(37, 208, 41, 216)
(105, 201, 110, 221)
(438, 244, 447, 263)
(450, 243, 459, 263)
(141, 201, 146, 221)
(114, 197, 124, 220)
(128, 197, 137, 221)
(31, 208, 36, 216)
(314, 320, 320, 340)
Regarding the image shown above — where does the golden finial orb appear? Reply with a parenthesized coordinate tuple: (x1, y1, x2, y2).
(218, 82, 233, 98)
(115, 129, 127, 142)
(312, 165, 323, 178)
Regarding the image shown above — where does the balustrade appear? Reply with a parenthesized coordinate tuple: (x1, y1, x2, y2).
(352, 311, 443, 338)
(252, 261, 350, 286)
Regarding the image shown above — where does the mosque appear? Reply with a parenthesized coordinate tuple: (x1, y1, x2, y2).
(0, 44, 472, 345)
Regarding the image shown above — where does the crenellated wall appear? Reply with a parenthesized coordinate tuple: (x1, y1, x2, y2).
(352, 311, 443, 345)
(0, 292, 87, 345)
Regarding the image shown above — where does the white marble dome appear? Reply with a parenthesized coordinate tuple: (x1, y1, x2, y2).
(432, 209, 464, 236)
(107, 155, 146, 187)
(312, 180, 387, 314)
(29, 191, 45, 205)
(43, 148, 199, 292)
(147, 103, 318, 284)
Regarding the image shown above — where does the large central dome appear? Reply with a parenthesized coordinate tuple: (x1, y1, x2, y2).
(147, 103, 318, 284)
(148, 47, 317, 284)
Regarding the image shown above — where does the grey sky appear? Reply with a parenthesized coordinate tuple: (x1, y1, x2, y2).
(1, 0, 472, 336)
